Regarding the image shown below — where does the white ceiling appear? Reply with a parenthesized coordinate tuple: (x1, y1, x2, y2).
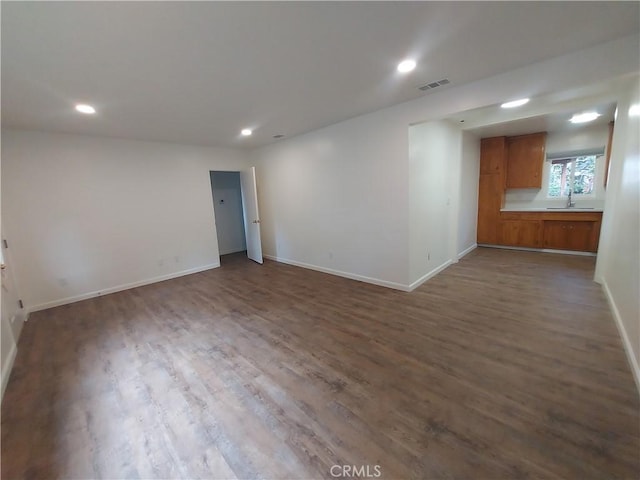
(443, 75, 637, 139)
(464, 103, 616, 139)
(2, 2, 639, 148)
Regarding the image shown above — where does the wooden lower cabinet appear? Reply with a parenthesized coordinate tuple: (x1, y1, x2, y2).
(499, 220, 542, 248)
(494, 212, 602, 252)
(543, 220, 599, 252)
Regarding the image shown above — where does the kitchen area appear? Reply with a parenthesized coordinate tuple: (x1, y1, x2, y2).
(443, 75, 640, 416)
(453, 92, 616, 255)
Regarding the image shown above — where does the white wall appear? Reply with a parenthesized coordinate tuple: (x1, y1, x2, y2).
(210, 171, 246, 255)
(252, 34, 638, 290)
(504, 124, 610, 210)
(545, 124, 610, 154)
(252, 114, 411, 289)
(408, 120, 462, 286)
(2, 129, 249, 311)
(458, 131, 481, 256)
(595, 80, 640, 391)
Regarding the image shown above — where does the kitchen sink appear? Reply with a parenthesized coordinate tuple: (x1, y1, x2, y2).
(546, 207, 594, 210)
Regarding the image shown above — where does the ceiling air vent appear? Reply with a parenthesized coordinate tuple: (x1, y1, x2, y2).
(418, 78, 450, 91)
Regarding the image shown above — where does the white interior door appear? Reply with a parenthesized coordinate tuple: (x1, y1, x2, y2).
(240, 167, 263, 264)
(1, 240, 24, 399)
(1, 244, 22, 327)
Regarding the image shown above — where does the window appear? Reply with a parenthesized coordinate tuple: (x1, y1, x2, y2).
(548, 155, 598, 197)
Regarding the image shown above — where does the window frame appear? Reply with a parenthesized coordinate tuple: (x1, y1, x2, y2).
(546, 154, 600, 199)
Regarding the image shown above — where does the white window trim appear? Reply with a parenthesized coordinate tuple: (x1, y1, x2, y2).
(544, 148, 604, 199)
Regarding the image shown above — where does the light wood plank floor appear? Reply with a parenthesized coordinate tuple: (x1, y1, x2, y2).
(2, 248, 639, 479)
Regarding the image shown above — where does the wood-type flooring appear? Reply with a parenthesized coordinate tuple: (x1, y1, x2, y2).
(2, 248, 638, 479)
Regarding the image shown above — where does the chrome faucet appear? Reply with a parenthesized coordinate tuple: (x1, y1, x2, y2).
(566, 189, 576, 208)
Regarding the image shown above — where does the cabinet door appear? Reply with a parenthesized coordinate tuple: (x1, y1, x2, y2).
(499, 220, 542, 248)
(477, 174, 502, 244)
(480, 137, 507, 175)
(564, 222, 595, 251)
(543, 221, 595, 252)
(506, 132, 546, 188)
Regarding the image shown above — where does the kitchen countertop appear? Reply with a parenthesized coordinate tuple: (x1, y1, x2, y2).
(501, 207, 604, 212)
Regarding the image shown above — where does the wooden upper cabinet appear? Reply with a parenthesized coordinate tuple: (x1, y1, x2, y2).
(480, 136, 507, 175)
(506, 132, 546, 188)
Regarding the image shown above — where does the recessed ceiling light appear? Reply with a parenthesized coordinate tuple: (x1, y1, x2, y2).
(397, 59, 416, 73)
(75, 104, 96, 114)
(241, 129, 252, 136)
(569, 111, 601, 124)
(629, 104, 640, 117)
(501, 98, 530, 109)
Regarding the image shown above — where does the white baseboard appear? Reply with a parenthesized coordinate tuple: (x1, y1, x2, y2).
(263, 254, 411, 291)
(1, 342, 17, 402)
(408, 260, 453, 292)
(28, 263, 220, 312)
(263, 254, 455, 294)
(602, 280, 640, 395)
(458, 243, 477, 260)
(219, 248, 247, 256)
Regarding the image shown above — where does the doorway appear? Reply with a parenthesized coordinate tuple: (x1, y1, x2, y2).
(209, 168, 263, 265)
(210, 171, 246, 261)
